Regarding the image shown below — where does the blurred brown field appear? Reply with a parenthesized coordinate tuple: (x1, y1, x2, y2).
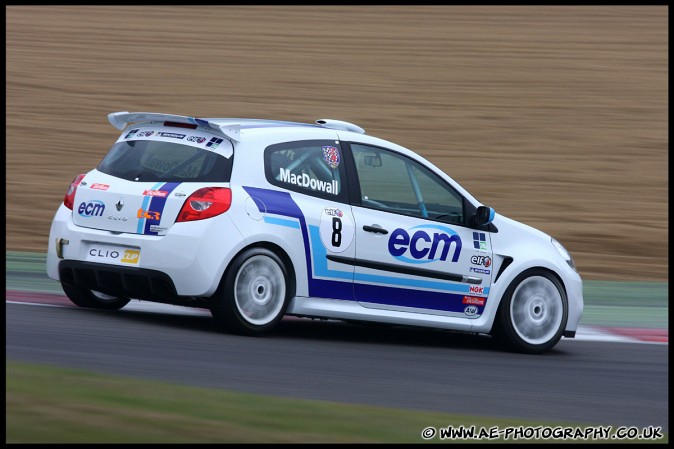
(6, 6, 667, 281)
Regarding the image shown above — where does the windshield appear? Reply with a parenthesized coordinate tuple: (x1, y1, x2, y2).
(97, 139, 233, 182)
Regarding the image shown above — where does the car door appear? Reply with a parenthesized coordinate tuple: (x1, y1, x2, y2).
(261, 139, 356, 301)
(345, 143, 493, 319)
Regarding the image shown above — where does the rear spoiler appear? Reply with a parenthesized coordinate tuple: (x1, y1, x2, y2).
(108, 111, 241, 142)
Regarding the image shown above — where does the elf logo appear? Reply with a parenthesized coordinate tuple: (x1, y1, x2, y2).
(470, 255, 492, 267)
(388, 225, 462, 264)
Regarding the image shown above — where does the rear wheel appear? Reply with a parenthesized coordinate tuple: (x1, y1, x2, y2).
(211, 248, 291, 335)
(492, 269, 568, 354)
(61, 283, 131, 310)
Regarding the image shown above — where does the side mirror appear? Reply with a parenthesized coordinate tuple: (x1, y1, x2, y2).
(475, 206, 495, 226)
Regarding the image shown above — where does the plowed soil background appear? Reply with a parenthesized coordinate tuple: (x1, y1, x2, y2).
(6, 6, 668, 281)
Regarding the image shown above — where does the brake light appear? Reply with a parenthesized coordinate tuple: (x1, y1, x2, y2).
(176, 187, 232, 222)
(63, 174, 86, 210)
(163, 121, 197, 129)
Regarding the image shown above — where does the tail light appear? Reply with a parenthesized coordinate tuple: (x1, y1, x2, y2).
(176, 187, 232, 222)
(63, 174, 86, 210)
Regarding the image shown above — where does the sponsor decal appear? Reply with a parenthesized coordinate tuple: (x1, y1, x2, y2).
(89, 248, 120, 259)
(279, 168, 339, 195)
(137, 130, 154, 137)
(388, 225, 462, 264)
(149, 225, 168, 233)
(470, 255, 491, 267)
(206, 137, 224, 149)
(464, 305, 479, 316)
(319, 207, 354, 253)
(187, 136, 206, 144)
(78, 200, 105, 217)
(324, 208, 343, 217)
(469, 267, 491, 275)
(473, 232, 487, 251)
(124, 128, 139, 139)
(120, 249, 140, 264)
(322, 145, 341, 169)
(158, 132, 185, 139)
(462, 296, 486, 306)
(469, 285, 485, 295)
(143, 189, 169, 197)
(90, 183, 109, 191)
(137, 208, 161, 220)
(138, 181, 181, 236)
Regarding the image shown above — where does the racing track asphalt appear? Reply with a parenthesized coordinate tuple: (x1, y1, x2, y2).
(6, 302, 668, 431)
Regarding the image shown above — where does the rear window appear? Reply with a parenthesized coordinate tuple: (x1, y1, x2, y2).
(97, 140, 233, 182)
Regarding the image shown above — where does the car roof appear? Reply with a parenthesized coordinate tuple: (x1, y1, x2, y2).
(108, 112, 365, 143)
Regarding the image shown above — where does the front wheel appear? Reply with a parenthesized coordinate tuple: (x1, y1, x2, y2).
(492, 269, 568, 354)
(61, 283, 131, 310)
(211, 248, 291, 335)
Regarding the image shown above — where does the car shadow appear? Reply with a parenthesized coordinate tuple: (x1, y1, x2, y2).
(102, 306, 507, 353)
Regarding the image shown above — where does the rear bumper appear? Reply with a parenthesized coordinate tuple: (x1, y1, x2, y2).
(58, 260, 211, 307)
(59, 259, 175, 299)
(47, 203, 246, 297)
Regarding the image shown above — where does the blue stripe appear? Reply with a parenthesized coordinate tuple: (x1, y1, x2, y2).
(308, 225, 482, 295)
(263, 216, 300, 229)
(242, 187, 313, 284)
(137, 182, 163, 234)
(144, 182, 181, 235)
(242, 186, 488, 311)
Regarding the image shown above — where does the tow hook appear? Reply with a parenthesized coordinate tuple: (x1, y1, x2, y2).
(56, 238, 69, 259)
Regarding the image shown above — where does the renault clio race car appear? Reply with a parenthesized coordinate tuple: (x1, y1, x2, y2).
(47, 112, 583, 353)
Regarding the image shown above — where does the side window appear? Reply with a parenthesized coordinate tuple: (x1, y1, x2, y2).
(264, 140, 347, 202)
(351, 144, 465, 225)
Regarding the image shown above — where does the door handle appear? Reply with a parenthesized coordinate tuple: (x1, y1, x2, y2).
(363, 225, 388, 234)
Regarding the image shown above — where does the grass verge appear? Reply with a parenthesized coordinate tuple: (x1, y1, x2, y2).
(6, 361, 667, 443)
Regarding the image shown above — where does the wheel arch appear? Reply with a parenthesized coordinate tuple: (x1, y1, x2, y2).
(217, 240, 297, 299)
(491, 265, 570, 353)
(474, 262, 569, 335)
(496, 266, 568, 312)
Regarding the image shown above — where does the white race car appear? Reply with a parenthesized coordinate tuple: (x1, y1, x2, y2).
(47, 112, 583, 353)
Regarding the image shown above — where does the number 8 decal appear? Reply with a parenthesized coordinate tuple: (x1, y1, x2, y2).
(319, 207, 354, 253)
(331, 217, 342, 247)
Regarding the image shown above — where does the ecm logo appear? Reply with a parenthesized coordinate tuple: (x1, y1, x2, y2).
(388, 225, 462, 264)
(78, 200, 105, 217)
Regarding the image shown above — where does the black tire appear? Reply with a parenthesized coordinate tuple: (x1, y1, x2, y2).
(61, 283, 131, 310)
(211, 247, 292, 335)
(491, 268, 568, 354)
